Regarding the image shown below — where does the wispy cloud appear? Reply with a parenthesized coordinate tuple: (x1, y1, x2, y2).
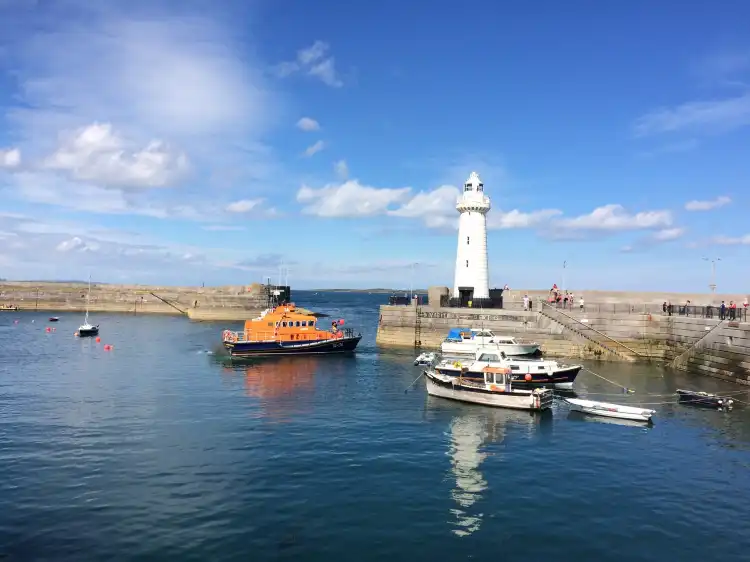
(633, 93, 750, 137)
(637, 138, 699, 158)
(334, 159, 349, 179)
(275, 40, 343, 87)
(684, 195, 731, 211)
(711, 234, 750, 245)
(652, 227, 685, 241)
(303, 140, 325, 157)
(202, 225, 246, 232)
(1, 1, 277, 217)
(225, 199, 263, 213)
(553, 204, 672, 232)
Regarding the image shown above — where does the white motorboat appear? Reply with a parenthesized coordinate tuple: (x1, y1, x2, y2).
(564, 398, 655, 423)
(434, 351, 582, 390)
(414, 351, 437, 366)
(441, 328, 540, 358)
(424, 366, 553, 411)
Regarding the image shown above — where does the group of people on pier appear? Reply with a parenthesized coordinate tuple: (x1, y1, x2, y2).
(662, 297, 748, 320)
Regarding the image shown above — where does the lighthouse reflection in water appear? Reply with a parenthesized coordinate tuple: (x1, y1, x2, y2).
(441, 401, 551, 537)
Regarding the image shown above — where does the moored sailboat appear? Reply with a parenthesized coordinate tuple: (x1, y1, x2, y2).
(77, 275, 99, 338)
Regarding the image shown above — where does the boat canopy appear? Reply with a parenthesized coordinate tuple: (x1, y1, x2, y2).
(445, 328, 474, 341)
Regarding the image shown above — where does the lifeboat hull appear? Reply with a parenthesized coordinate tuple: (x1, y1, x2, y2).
(224, 334, 362, 357)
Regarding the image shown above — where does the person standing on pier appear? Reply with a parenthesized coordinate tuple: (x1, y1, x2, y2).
(523, 294, 529, 311)
(579, 296, 584, 311)
(720, 301, 726, 320)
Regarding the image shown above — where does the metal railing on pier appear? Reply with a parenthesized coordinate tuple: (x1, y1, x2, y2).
(384, 294, 748, 322)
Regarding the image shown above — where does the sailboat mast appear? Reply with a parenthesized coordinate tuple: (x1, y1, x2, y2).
(85, 274, 91, 323)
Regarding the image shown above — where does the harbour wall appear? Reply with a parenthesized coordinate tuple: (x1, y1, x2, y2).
(0, 282, 273, 321)
(376, 302, 750, 386)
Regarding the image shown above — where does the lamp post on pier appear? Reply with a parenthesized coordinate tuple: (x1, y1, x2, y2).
(702, 257, 720, 299)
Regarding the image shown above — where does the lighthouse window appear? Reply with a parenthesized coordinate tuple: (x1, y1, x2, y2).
(466, 260, 469, 267)
(467, 236, 470, 245)
(464, 184, 471, 191)
(478, 183, 484, 192)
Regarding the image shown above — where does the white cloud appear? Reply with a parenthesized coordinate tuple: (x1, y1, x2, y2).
(489, 209, 562, 229)
(296, 117, 320, 132)
(334, 159, 349, 179)
(652, 227, 685, 241)
(297, 180, 411, 217)
(389, 185, 459, 219)
(226, 199, 262, 213)
(712, 234, 750, 245)
(56, 236, 97, 253)
(299, 179, 563, 232)
(1, 2, 275, 217)
(43, 123, 188, 189)
(0, 148, 21, 168)
(633, 93, 750, 137)
(684, 196, 731, 211)
(304, 140, 325, 157)
(276, 41, 343, 87)
(554, 204, 672, 231)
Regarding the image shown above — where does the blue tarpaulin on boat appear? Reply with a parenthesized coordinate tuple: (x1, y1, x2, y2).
(445, 328, 472, 341)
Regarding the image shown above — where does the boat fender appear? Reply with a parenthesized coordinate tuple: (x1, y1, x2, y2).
(453, 361, 462, 368)
(524, 374, 532, 382)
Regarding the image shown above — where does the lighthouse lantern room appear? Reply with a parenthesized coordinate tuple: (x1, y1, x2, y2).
(452, 171, 491, 306)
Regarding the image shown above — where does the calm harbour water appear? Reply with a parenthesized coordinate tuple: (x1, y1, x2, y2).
(2, 291, 750, 561)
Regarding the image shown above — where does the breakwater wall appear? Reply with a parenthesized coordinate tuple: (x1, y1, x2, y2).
(0, 282, 282, 321)
(376, 301, 750, 386)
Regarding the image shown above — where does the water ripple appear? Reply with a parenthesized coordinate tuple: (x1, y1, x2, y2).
(2, 298, 750, 560)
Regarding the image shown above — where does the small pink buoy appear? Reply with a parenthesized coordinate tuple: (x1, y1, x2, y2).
(103, 344, 112, 351)
(45, 327, 51, 332)
(14, 320, 18, 324)
(74, 332, 79, 337)
(95, 337, 101, 343)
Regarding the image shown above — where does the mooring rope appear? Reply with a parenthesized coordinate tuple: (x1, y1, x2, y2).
(582, 367, 635, 393)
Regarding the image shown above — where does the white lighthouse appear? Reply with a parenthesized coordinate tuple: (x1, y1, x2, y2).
(453, 171, 490, 304)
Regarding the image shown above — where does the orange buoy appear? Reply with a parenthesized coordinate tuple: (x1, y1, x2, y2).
(96, 337, 101, 343)
(524, 374, 532, 382)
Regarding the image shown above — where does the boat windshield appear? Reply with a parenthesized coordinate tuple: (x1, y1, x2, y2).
(477, 353, 500, 362)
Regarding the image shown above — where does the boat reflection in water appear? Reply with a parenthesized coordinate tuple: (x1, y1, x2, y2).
(221, 356, 321, 420)
(429, 398, 552, 537)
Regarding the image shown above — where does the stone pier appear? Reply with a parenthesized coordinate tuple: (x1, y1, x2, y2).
(376, 291, 750, 386)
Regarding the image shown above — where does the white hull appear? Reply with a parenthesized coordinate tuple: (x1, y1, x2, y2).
(441, 341, 540, 357)
(425, 375, 547, 411)
(565, 398, 654, 422)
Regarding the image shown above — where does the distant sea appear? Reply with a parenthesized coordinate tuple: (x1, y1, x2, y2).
(1, 290, 750, 561)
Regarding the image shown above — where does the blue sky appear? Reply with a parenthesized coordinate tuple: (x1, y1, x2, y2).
(0, 0, 749, 291)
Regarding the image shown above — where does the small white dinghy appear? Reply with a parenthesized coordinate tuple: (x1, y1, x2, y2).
(564, 397, 655, 423)
(414, 351, 437, 366)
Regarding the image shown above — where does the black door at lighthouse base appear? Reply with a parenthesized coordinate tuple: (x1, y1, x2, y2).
(458, 287, 474, 307)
